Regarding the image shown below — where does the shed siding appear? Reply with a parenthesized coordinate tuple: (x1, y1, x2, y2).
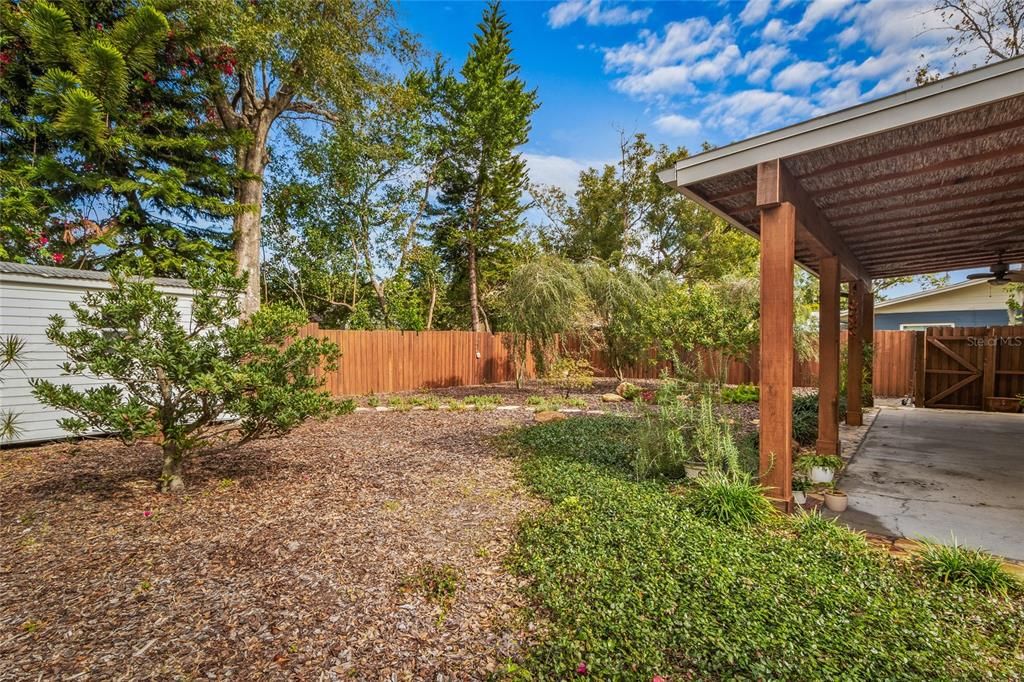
(875, 309, 1009, 331)
(0, 273, 194, 445)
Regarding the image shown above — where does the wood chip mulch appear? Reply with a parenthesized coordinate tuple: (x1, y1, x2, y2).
(0, 410, 542, 680)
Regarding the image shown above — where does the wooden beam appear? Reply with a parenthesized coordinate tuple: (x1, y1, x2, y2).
(806, 141, 1024, 197)
(794, 119, 1024, 181)
(816, 256, 841, 456)
(846, 280, 865, 426)
(759, 201, 796, 504)
(756, 160, 870, 283)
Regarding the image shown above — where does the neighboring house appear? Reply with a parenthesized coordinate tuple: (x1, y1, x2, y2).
(869, 279, 1019, 331)
(0, 262, 195, 445)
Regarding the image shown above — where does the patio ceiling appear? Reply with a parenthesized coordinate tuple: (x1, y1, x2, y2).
(658, 56, 1024, 281)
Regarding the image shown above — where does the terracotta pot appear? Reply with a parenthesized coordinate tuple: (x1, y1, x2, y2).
(809, 466, 835, 484)
(985, 397, 1021, 413)
(824, 491, 848, 512)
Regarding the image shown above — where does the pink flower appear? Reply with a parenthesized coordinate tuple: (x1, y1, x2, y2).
(653, 677, 667, 682)
(38, 235, 48, 246)
(576, 662, 588, 675)
(142, 509, 152, 518)
(52, 253, 64, 264)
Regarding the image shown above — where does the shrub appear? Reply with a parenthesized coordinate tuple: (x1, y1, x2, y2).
(615, 381, 642, 400)
(682, 470, 776, 527)
(720, 383, 759, 404)
(689, 393, 740, 473)
(541, 356, 594, 397)
(31, 267, 347, 492)
(916, 539, 1020, 594)
(461, 394, 502, 410)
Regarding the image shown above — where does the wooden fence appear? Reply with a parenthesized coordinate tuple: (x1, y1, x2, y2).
(298, 324, 921, 397)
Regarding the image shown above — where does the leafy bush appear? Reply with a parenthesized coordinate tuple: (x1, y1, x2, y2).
(916, 539, 1021, 594)
(526, 395, 587, 411)
(720, 383, 759, 404)
(615, 381, 642, 400)
(508, 417, 1024, 680)
(791, 392, 820, 446)
(31, 268, 347, 492)
(796, 453, 844, 473)
(688, 393, 740, 473)
(682, 470, 776, 527)
(541, 356, 594, 397)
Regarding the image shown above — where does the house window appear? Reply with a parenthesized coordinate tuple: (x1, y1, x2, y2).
(899, 322, 955, 332)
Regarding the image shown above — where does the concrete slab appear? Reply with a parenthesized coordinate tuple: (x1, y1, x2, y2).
(838, 407, 1024, 560)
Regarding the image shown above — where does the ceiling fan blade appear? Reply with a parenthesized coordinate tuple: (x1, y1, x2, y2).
(1007, 271, 1024, 283)
(965, 272, 992, 280)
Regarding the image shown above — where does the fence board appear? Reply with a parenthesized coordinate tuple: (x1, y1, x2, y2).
(298, 324, 925, 397)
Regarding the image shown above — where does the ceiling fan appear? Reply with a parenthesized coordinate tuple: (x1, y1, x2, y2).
(965, 253, 1024, 286)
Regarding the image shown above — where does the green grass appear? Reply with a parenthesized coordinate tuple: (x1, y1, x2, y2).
(506, 416, 1024, 680)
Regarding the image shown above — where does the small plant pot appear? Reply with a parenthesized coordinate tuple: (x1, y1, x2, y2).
(684, 464, 707, 480)
(793, 490, 807, 505)
(823, 491, 848, 512)
(985, 397, 1021, 413)
(809, 466, 835, 484)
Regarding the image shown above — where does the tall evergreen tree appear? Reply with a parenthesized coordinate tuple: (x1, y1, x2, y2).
(434, 0, 538, 331)
(0, 0, 238, 274)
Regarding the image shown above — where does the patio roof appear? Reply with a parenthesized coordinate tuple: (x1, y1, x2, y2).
(658, 56, 1024, 281)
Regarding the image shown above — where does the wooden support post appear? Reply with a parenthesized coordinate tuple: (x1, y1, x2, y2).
(758, 202, 796, 506)
(846, 280, 865, 426)
(913, 331, 926, 407)
(862, 282, 874, 408)
(816, 256, 841, 456)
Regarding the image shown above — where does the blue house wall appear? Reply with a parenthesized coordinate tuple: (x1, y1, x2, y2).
(874, 309, 1009, 330)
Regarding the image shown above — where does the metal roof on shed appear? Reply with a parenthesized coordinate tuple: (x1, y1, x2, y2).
(0, 261, 190, 288)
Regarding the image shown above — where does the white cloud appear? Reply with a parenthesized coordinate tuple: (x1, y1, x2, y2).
(737, 43, 790, 84)
(547, 0, 652, 29)
(793, 0, 855, 35)
(653, 114, 702, 136)
(771, 59, 832, 91)
(604, 17, 734, 72)
(761, 18, 790, 42)
(705, 89, 817, 136)
(739, 0, 772, 26)
(523, 152, 606, 195)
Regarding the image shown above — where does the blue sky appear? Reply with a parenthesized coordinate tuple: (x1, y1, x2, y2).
(400, 0, 967, 195)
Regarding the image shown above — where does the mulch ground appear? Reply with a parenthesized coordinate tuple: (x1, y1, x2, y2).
(0, 409, 542, 680)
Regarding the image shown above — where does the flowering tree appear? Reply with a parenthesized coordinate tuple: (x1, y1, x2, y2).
(31, 267, 348, 492)
(0, 0, 238, 273)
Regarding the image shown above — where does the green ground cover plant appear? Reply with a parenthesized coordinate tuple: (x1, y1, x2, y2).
(506, 416, 1024, 680)
(720, 383, 759, 404)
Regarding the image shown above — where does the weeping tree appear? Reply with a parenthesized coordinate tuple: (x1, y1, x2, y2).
(579, 262, 656, 380)
(499, 256, 590, 387)
(31, 267, 348, 492)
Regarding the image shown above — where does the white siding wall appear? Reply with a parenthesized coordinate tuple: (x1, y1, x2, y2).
(0, 273, 194, 445)
(879, 282, 1010, 314)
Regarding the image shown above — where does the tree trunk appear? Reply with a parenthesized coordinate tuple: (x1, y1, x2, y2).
(426, 284, 437, 330)
(159, 441, 184, 493)
(233, 130, 270, 317)
(467, 242, 481, 332)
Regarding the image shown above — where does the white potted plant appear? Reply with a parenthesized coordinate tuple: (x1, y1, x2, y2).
(797, 454, 843, 484)
(823, 484, 848, 512)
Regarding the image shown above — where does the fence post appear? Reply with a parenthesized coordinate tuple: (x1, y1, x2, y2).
(913, 331, 926, 407)
(982, 328, 996, 409)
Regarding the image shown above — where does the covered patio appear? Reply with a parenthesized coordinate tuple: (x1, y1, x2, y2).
(659, 56, 1024, 508)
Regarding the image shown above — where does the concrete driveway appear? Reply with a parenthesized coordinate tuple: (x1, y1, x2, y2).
(838, 407, 1024, 560)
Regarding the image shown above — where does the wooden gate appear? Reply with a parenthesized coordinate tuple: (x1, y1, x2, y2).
(916, 325, 1024, 410)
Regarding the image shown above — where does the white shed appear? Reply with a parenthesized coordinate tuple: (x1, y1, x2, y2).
(0, 262, 195, 446)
